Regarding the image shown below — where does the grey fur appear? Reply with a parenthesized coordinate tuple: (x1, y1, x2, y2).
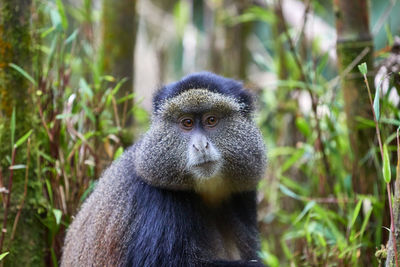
(61, 88, 266, 266)
(135, 89, 266, 192)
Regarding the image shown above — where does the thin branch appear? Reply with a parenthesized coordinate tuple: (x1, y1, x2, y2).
(122, 92, 129, 128)
(0, 147, 17, 254)
(9, 138, 31, 245)
(112, 95, 121, 129)
(294, 0, 311, 46)
(38, 102, 54, 142)
(277, 0, 332, 191)
(361, 73, 399, 267)
(0, 169, 6, 210)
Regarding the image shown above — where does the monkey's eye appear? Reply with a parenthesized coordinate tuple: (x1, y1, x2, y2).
(204, 115, 218, 128)
(180, 118, 194, 130)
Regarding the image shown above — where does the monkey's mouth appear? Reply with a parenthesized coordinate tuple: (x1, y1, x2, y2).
(189, 160, 222, 179)
(193, 160, 217, 169)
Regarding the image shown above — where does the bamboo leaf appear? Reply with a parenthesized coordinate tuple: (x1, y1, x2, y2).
(106, 78, 128, 106)
(14, 129, 32, 148)
(279, 184, 302, 200)
(359, 204, 373, 239)
(9, 63, 37, 86)
(53, 209, 62, 225)
(41, 26, 55, 38)
(50, 9, 62, 31)
(295, 117, 311, 138)
(80, 103, 95, 123)
(65, 29, 79, 44)
(114, 146, 124, 160)
(79, 78, 93, 100)
(0, 252, 9, 261)
(383, 144, 391, 183)
(56, 0, 68, 30)
(294, 201, 316, 224)
(102, 75, 115, 82)
(111, 77, 128, 96)
(358, 63, 367, 75)
(349, 199, 362, 228)
(374, 85, 380, 121)
(9, 164, 26, 170)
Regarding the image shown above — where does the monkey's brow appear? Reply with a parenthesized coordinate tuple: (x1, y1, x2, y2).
(161, 104, 238, 120)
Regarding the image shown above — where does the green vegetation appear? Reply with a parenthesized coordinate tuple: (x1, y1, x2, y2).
(0, 0, 400, 266)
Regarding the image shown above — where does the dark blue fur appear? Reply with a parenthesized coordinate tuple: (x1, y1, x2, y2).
(124, 170, 262, 267)
(153, 72, 254, 115)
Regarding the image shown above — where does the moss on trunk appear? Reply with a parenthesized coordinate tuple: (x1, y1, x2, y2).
(102, 0, 137, 130)
(0, 0, 45, 266)
(334, 0, 375, 195)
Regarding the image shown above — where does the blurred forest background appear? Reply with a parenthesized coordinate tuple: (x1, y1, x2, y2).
(0, 0, 400, 266)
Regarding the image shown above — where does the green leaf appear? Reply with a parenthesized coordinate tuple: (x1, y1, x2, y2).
(9, 63, 37, 86)
(56, 0, 68, 30)
(359, 200, 373, 239)
(102, 75, 116, 82)
(358, 63, 367, 75)
(38, 151, 56, 163)
(11, 107, 15, 148)
(294, 201, 316, 224)
(80, 103, 96, 123)
(0, 252, 9, 261)
(383, 144, 391, 183)
(50, 9, 63, 31)
(41, 26, 55, 38)
(56, 113, 73, 120)
(111, 77, 128, 96)
(9, 164, 26, 170)
(259, 250, 280, 267)
(295, 116, 311, 138)
(374, 85, 380, 121)
(385, 24, 394, 46)
(173, 0, 190, 36)
(79, 78, 93, 100)
(65, 29, 79, 44)
(281, 148, 305, 172)
(46, 38, 58, 73)
(14, 129, 32, 148)
(53, 209, 62, 225)
(226, 6, 275, 25)
(46, 179, 53, 205)
(279, 184, 302, 200)
(316, 53, 329, 76)
(349, 199, 362, 228)
(114, 146, 124, 160)
(117, 93, 135, 104)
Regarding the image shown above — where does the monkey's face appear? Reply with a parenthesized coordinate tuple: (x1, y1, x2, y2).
(135, 89, 266, 196)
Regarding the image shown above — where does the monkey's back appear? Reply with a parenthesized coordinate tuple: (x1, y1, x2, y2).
(61, 146, 139, 266)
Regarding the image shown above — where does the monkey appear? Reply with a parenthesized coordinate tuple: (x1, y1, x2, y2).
(61, 72, 267, 267)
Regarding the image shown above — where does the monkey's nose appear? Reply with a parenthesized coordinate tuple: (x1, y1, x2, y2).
(193, 142, 209, 151)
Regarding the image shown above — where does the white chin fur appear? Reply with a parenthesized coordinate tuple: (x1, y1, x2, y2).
(190, 161, 222, 179)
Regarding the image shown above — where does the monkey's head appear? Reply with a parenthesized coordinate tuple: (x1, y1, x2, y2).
(135, 72, 266, 201)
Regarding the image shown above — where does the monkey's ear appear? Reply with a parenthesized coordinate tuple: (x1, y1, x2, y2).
(236, 88, 255, 116)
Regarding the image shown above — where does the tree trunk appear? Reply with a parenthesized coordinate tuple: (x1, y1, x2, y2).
(102, 0, 138, 131)
(333, 1, 377, 264)
(333, 0, 375, 194)
(0, 0, 46, 266)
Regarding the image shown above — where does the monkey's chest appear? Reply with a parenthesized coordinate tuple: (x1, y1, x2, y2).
(202, 210, 243, 261)
(211, 226, 241, 260)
